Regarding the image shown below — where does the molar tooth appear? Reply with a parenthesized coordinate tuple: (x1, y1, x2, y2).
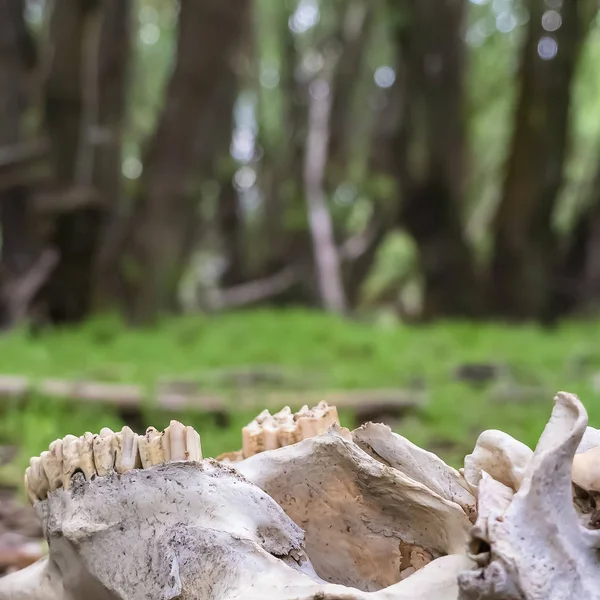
(262, 416, 280, 451)
(29, 456, 50, 500)
(93, 428, 116, 476)
(295, 401, 339, 440)
(61, 435, 80, 489)
(44, 439, 64, 491)
(138, 426, 166, 468)
(62, 432, 97, 489)
(163, 420, 186, 461)
(242, 419, 264, 458)
(278, 418, 301, 447)
(114, 426, 140, 474)
(184, 426, 202, 462)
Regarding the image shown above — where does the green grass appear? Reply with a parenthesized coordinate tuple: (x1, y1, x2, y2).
(1, 308, 599, 495)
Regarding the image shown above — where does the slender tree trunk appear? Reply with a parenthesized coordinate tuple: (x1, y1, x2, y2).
(304, 76, 347, 314)
(489, 0, 585, 320)
(122, 0, 251, 324)
(389, 0, 479, 319)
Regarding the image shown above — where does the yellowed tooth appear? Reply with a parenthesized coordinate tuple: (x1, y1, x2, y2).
(278, 418, 301, 447)
(29, 456, 50, 500)
(24, 469, 37, 505)
(242, 419, 264, 458)
(113, 426, 140, 474)
(78, 432, 97, 478)
(262, 416, 280, 451)
(44, 439, 64, 491)
(273, 406, 292, 422)
(254, 409, 271, 425)
(61, 435, 79, 489)
(295, 402, 339, 439)
(184, 426, 202, 462)
(138, 426, 166, 468)
(163, 420, 187, 461)
(62, 432, 97, 488)
(318, 401, 339, 430)
(93, 428, 115, 476)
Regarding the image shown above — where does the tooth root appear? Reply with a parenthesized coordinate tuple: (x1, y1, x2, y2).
(114, 426, 140, 474)
(138, 427, 166, 468)
(184, 426, 202, 462)
(44, 439, 64, 491)
(24, 469, 37, 505)
(93, 428, 116, 477)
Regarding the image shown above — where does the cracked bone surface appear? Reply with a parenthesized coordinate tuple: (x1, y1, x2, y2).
(6, 391, 600, 599)
(458, 392, 600, 600)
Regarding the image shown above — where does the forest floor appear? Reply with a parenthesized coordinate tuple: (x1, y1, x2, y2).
(1, 307, 600, 491)
(1, 307, 600, 571)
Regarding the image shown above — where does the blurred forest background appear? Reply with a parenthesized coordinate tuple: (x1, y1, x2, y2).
(4, 0, 600, 484)
(3, 0, 600, 328)
(6, 2, 600, 565)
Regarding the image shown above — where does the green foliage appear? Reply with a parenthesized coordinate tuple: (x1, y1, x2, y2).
(1, 310, 599, 486)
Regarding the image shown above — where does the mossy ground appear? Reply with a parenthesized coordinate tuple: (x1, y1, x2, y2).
(1, 308, 598, 496)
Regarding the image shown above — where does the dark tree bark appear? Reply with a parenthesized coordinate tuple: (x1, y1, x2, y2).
(92, 0, 133, 308)
(40, 0, 131, 323)
(388, 0, 479, 319)
(0, 0, 46, 327)
(122, 1, 251, 324)
(489, 0, 586, 320)
(553, 163, 600, 316)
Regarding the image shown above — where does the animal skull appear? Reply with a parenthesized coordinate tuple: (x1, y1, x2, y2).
(2, 393, 600, 599)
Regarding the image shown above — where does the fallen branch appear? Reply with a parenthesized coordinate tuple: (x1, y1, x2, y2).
(206, 266, 300, 310)
(0, 374, 426, 418)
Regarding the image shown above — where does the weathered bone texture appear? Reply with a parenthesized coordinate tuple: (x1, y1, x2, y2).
(5, 391, 600, 599)
(352, 422, 476, 522)
(458, 392, 600, 600)
(0, 459, 471, 600)
(236, 425, 473, 591)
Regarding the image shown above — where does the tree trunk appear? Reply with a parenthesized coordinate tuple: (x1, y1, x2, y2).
(0, 0, 46, 327)
(41, 0, 127, 323)
(92, 0, 132, 309)
(122, 0, 251, 324)
(304, 76, 347, 314)
(389, 0, 479, 319)
(489, 0, 585, 320)
(327, 0, 374, 180)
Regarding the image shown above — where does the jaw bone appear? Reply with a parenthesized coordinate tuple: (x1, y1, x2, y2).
(13, 391, 600, 600)
(1, 458, 472, 600)
(24, 420, 202, 503)
(236, 425, 473, 591)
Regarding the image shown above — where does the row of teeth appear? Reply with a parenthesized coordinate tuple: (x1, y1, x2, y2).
(240, 401, 339, 459)
(25, 421, 201, 504)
